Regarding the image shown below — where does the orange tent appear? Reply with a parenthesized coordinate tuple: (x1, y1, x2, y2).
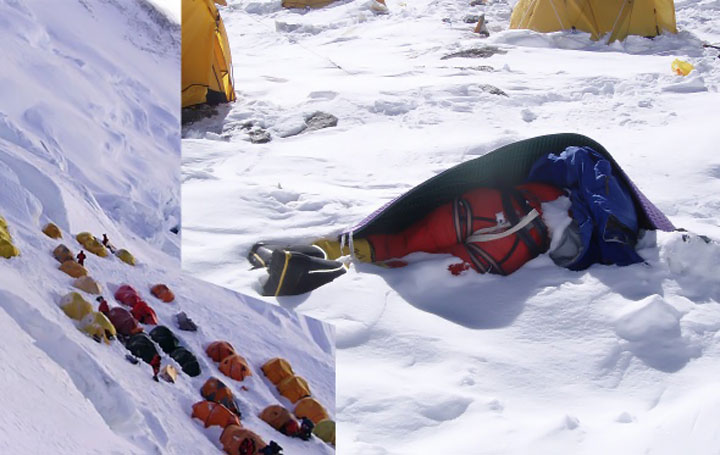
(150, 284, 175, 303)
(53, 244, 74, 263)
(191, 401, 240, 429)
(220, 425, 267, 455)
(59, 260, 87, 278)
(201, 377, 241, 416)
(219, 354, 252, 381)
(261, 358, 294, 385)
(277, 376, 311, 403)
(206, 340, 236, 363)
(294, 397, 329, 425)
(259, 404, 294, 431)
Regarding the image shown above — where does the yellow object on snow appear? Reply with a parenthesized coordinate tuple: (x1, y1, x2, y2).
(60, 292, 93, 321)
(182, 0, 236, 107)
(510, 0, 677, 43)
(0, 216, 20, 259)
(313, 238, 373, 262)
(76, 232, 108, 257)
(115, 249, 136, 266)
(42, 222, 62, 239)
(671, 58, 694, 76)
(80, 311, 116, 344)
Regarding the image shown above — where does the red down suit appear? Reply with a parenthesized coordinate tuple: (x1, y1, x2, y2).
(367, 183, 563, 275)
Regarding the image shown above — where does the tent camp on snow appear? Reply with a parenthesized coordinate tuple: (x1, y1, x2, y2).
(250, 133, 678, 296)
(510, 0, 677, 43)
(182, 0, 235, 108)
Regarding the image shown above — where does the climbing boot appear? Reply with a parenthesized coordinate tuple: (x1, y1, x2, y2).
(248, 242, 326, 269)
(262, 250, 347, 296)
(312, 238, 374, 262)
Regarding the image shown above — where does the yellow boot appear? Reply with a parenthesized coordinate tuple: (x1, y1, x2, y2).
(313, 238, 373, 263)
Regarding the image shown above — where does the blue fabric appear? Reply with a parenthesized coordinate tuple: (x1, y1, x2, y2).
(527, 146, 644, 270)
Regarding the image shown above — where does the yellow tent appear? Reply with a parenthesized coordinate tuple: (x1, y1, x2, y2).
(80, 311, 117, 344)
(0, 216, 20, 259)
(182, 0, 236, 107)
(509, 0, 677, 43)
(76, 232, 108, 257)
(60, 292, 93, 321)
(261, 357, 295, 385)
(277, 376, 311, 403)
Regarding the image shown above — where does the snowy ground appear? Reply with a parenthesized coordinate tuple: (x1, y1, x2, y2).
(182, 0, 720, 453)
(0, 1, 334, 454)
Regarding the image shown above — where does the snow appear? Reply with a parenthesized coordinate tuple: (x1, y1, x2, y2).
(0, 1, 334, 454)
(182, 0, 720, 453)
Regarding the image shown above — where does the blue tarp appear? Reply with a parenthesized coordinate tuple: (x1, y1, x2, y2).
(527, 146, 644, 270)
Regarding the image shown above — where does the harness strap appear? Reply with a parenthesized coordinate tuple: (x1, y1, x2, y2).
(465, 209, 540, 242)
(466, 243, 506, 275)
(500, 189, 542, 258)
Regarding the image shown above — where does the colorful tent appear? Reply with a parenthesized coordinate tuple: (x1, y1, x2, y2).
(53, 244, 74, 263)
(219, 354, 252, 381)
(149, 326, 180, 353)
(191, 401, 240, 429)
(59, 260, 88, 278)
(260, 404, 294, 432)
(160, 365, 178, 383)
(60, 292, 93, 321)
(76, 232, 108, 257)
(294, 397, 329, 425)
(313, 419, 336, 445)
(0, 216, 20, 259)
(182, 0, 236, 107)
(80, 311, 116, 344)
(72, 276, 102, 295)
(509, 0, 677, 43)
(42, 222, 62, 239)
(108, 307, 144, 336)
(126, 333, 159, 364)
(277, 376, 311, 403)
(220, 425, 268, 455)
(206, 340, 236, 363)
(115, 249, 135, 266)
(150, 284, 175, 303)
(171, 347, 202, 377)
(131, 301, 158, 325)
(201, 377, 241, 416)
(114, 284, 142, 307)
(261, 357, 294, 385)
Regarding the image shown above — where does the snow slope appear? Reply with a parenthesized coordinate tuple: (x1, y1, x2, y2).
(0, 1, 335, 454)
(182, 0, 720, 453)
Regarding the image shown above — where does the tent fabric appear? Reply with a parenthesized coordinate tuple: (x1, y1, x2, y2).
(206, 340, 236, 363)
(277, 376, 311, 403)
(126, 332, 159, 363)
(347, 134, 674, 239)
(80, 311, 117, 344)
(282, 0, 336, 8)
(182, 0, 236, 107)
(53, 244, 75, 263)
(220, 425, 268, 455)
(151, 284, 175, 303)
(160, 365, 178, 383)
(76, 232, 108, 257)
(60, 292, 93, 321)
(219, 354, 252, 381)
(42, 222, 62, 239)
(114, 285, 142, 307)
(0, 216, 20, 259)
(260, 405, 294, 431)
(191, 401, 240, 429)
(261, 358, 294, 385)
(72, 276, 102, 295)
(59, 260, 88, 278)
(149, 325, 180, 353)
(108, 307, 143, 336)
(509, 0, 677, 43)
(294, 397, 329, 425)
(176, 312, 198, 331)
(201, 377, 241, 416)
(313, 419, 335, 445)
(131, 301, 158, 325)
(115, 249, 136, 266)
(171, 347, 202, 377)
